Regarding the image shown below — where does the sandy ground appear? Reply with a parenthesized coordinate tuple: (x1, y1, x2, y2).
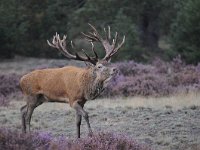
(0, 94, 200, 150)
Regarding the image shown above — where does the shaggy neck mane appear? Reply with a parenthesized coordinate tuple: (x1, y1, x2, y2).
(81, 68, 104, 100)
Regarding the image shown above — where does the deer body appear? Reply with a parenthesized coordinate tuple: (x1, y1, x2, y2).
(20, 24, 125, 138)
(20, 66, 110, 105)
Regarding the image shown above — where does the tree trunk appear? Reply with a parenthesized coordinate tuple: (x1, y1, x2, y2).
(139, 10, 160, 51)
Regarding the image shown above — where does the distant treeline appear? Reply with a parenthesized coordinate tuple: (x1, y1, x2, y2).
(1, 0, 200, 63)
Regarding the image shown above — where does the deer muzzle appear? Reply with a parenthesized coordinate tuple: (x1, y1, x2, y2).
(110, 67, 118, 76)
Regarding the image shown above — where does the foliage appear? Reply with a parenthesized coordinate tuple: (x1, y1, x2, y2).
(0, 128, 149, 150)
(0, 0, 18, 58)
(0, 0, 82, 58)
(68, 0, 179, 62)
(2, 0, 197, 63)
(68, 0, 141, 62)
(171, 0, 200, 64)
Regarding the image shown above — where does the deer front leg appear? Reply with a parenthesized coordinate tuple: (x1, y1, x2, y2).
(72, 101, 93, 138)
(76, 112, 82, 138)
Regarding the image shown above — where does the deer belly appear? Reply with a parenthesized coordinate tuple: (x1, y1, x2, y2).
(43, 95, 69, 103)
(40, 89, 69, 103)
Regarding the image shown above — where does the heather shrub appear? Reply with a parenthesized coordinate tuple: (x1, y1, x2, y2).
(70, 132, 149, 150)
(0, 128, 53, 150)
(113, 61, 156, 76)
(0, 128, 150, 150)
(0, 74, 20, 96)
(104, 57, 200, 97)
(106, 74, 172, 97)
(0, 73, 21, 106)
(169, 70, 200, 87)
(169, 55, 185, 73)
(151, 58, 169, 74)
(168, 57, 200, 88)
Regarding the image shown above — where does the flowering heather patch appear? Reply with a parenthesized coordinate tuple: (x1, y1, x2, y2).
(0, 73, 21, 106)
(113, 61, 156, 76)
(104, 57, 200, 97)
(107, 75, 172, 97)
(71, 132, 150, 150)
(0, 128, 150, 150)
(0, 128, 52, 150)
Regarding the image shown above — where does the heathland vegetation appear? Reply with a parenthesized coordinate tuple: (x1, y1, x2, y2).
(1, 56, 200, 106)
(0, 58, 200, 149)
(1, 0, 200, 149)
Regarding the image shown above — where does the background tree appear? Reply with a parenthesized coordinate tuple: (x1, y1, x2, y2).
(171, 0, 200, 64)
(68, 0, 141, 61)
(0, 0, 18, 58)
(1, 0, 199, 64)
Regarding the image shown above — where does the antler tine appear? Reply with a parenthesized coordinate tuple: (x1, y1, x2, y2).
(88, 23, 104, 41)
(55, 34, 76, 59)
(103, 26, 111, 40)
(88, 23, 101, 36)
(47, 40, 56, 48)
(83, 24, 125, 62)
(81, 49, 91, 60)
(115, 35, 125, 51)
(70, 41, 74, 49)
(109, 35, 126, 58)
(81, 24, 103, 43)
(103, 34, 125, 61)
(91, 42, 98, 59)
(47, 33, 98, 65)
(112, 32, 118, 47)
(108, 26, 111, 39)
(81, 32, 100, 42)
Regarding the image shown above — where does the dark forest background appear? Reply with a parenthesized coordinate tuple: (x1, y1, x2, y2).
(1, 0, 200, 64)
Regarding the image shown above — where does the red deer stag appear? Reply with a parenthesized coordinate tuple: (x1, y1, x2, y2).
(20, 24, 125, 138)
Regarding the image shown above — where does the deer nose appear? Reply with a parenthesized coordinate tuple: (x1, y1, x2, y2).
(112, 67, 118, 73)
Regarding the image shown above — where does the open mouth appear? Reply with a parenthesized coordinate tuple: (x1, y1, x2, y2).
(110, 71, 118, 76)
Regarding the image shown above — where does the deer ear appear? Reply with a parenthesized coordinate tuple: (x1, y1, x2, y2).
(84, 62, 94, 68)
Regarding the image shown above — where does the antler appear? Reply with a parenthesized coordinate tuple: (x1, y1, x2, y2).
(82, 23, 125, 61)
(47, 33, 98, 65)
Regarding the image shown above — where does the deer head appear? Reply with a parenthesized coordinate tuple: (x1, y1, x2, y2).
(47, 24, 125, 83)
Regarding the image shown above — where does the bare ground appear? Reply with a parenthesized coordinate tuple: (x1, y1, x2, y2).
(0, 94, 200, 150)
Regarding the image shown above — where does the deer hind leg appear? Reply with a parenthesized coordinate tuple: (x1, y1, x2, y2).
(22, 94, 44, 133)
(73, 101, 93, 138)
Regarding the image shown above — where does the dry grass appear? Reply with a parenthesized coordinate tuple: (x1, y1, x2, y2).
(8, 92, 200, 112)
(87, 92, 200, 110)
